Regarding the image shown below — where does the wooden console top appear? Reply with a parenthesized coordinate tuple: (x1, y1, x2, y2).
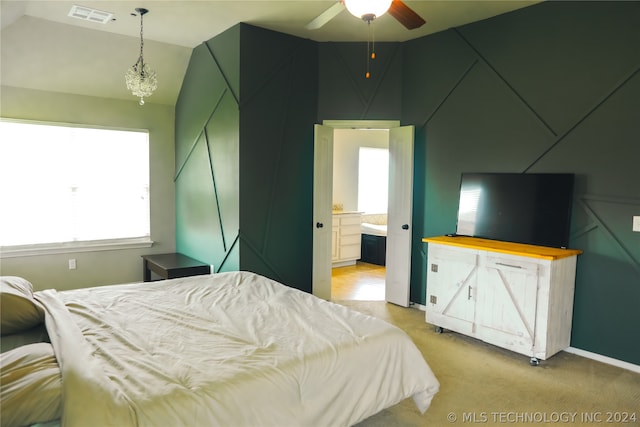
(422, 236, 582, 260)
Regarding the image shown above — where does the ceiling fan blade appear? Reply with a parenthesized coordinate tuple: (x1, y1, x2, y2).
(388, 0, 426, 30)
(305, 2, 345, 30)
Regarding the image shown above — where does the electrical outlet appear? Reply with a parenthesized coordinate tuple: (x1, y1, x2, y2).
(633, 216, 640, 232)
(68, 259, 76, 270)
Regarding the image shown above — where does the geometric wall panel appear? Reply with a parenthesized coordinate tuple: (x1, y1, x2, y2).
(176, 24, 318, 292)
(571, 196, 640, 360)
(239, 25, 318, 291)
(318, 42, 402, 120)
(457, 1, 640, 135)
(176, 27, 240, 273)
(404, 2, 640, 364)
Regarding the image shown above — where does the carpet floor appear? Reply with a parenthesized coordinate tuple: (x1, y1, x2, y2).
(333, 300, 640, 427)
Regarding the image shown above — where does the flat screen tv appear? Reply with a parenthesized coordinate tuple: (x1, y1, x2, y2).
(454, 173, 575, 248)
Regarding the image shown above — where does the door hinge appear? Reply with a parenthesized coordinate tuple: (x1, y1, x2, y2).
(429, 295, 437, 304)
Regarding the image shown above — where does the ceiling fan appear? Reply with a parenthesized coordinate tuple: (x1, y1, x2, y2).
(306, 0, 426, 30)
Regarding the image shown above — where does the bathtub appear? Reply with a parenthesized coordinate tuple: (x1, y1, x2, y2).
(361, 222, 387, 237)
(360, 223, 387, 265)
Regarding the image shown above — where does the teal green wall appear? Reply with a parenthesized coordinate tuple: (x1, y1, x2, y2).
(176, 2, 639, 365)
(238, 25, 317, 291)
(318, 42, 403, 120)
(175, 24, 317, 291)
(175, 25, 241, 272)
(404, 1, 640, 365)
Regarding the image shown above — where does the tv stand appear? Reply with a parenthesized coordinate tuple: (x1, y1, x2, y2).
(423, 236, 582, 363)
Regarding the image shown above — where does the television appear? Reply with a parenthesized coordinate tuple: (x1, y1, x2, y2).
(454, 173, 575, 248)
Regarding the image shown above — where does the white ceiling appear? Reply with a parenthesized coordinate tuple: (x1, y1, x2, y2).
(1, 1, 540, 106)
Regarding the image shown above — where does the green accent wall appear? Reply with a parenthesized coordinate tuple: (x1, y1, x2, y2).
(175, 24, 317, 292)
(175, 25, 241, 273)
(404, 1, 640, 365)
(318, 42, 403, 120)
(239, 25, 317, 291)
(176, 2, 640, 365)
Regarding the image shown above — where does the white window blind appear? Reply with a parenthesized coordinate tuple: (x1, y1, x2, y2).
(0, 119, 150, 254)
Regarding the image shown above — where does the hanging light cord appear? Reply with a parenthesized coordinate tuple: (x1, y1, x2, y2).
(366, 19, 376, 79)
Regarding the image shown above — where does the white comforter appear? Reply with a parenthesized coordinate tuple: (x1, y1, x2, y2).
(35, 271, 439, 427)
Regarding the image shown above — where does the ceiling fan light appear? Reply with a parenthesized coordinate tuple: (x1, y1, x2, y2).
(344, 0, 393, 21)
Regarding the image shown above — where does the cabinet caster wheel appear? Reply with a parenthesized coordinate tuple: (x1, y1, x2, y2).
(529, 357, 540, 366)
(434, 326, 444, 334)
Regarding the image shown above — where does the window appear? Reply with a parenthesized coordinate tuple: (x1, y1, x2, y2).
(357, 147, 389, 214)
(0, 119, 151, 256)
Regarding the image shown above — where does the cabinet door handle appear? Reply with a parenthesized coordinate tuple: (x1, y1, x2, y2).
(468, 286, 472, 300)
(316, 222, 324, 228)
(402, 224, 409, 230)
(495, 262, 522, 269)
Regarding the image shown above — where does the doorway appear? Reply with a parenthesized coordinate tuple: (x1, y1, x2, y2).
(313, 120, 414, 306)
(331, 127, 389, 301)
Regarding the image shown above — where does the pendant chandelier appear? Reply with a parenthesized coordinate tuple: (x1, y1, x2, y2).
(125, 8, 157, 105)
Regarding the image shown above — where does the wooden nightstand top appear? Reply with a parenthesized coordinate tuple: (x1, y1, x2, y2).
(142, 253, 210, 281)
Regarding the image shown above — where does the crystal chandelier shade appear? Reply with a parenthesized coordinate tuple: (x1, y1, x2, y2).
(125, 8, 157, 105)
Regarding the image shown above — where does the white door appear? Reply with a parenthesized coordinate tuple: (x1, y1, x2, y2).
(312, 124, 333, 300)
(385, 126, 414, 307)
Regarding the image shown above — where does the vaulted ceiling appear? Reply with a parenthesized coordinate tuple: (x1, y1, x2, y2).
(1, 1, 539, 105)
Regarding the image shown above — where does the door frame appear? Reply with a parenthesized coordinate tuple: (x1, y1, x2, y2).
(314, 120, 416, 301)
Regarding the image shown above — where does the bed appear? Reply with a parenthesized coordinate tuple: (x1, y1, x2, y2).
(1, 272, 439, 427)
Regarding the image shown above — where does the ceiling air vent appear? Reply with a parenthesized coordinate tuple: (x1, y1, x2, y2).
(68, 5, 113, 24)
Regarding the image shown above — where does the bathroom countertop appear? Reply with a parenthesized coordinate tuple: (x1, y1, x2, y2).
(332, 211, 363, 215)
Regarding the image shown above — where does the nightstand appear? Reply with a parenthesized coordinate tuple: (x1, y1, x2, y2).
(141, 253, 211, 282)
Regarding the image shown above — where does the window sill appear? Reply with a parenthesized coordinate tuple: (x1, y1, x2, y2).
(0, 237, 154, 258)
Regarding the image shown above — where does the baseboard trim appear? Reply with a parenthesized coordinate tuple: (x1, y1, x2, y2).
(564, 347, 640, 374)
(411, 302, 427, 311)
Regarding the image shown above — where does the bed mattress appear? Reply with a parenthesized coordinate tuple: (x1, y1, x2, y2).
(30, 271, 438, 427)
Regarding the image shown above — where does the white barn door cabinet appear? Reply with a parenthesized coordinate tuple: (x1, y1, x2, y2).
(423, 236, 582, 365)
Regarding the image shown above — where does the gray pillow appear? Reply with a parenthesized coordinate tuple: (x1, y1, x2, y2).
(1, 276, 45, 335)
(0, 342, 62, 426)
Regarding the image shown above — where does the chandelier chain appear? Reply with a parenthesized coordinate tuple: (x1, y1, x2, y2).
(137, 11, 145, 70)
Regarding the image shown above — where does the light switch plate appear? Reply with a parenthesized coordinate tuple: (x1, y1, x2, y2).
(633, 216, 640, 232)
